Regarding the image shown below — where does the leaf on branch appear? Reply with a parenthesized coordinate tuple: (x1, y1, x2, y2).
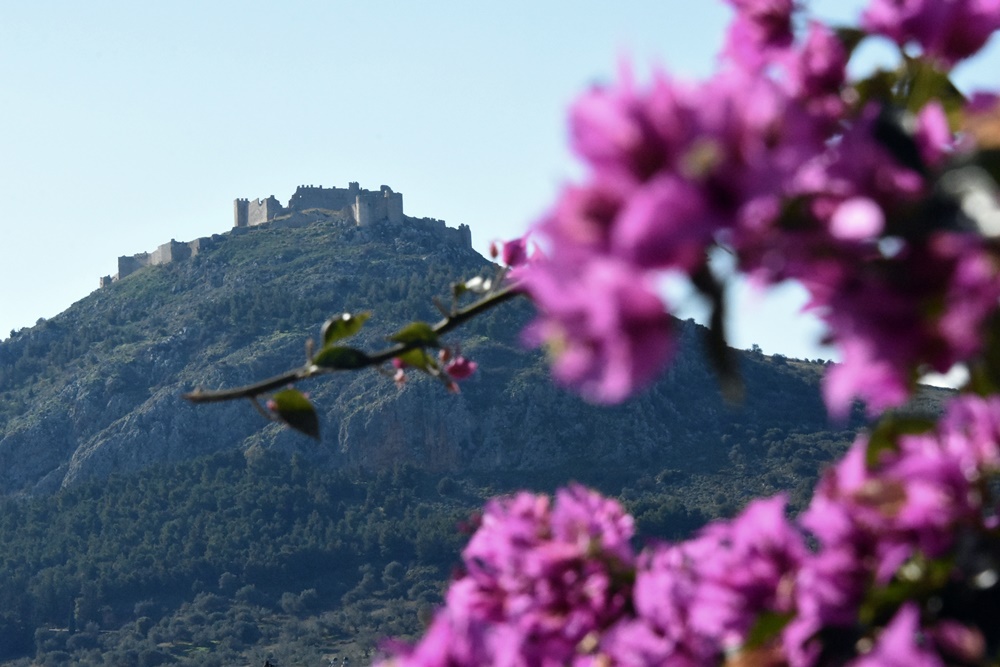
(321, 311, 371, 347)
(396, 348, 437, 373)
(742, 611, 794, 650)
(851, 69, 897, 110)
(388, 321, 440, 347)
(904, 58, 965, 122)
(271, 389, 320, 439)
(772, 195, 812, 232)
(865, 415, 935, 468)
(858, 555, 951, 626)
(833, 26, 867, 58)
(312, 346, 371, 370)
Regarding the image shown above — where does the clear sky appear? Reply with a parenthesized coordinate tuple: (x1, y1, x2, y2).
(2, 1, 998, 367)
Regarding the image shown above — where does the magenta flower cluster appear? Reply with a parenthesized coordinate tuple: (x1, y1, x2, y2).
(516, 0, 1000, 415)
(863, 0, 1000, 65)
(377, 395, 1000, 666)
(374, 1, 1000, 665)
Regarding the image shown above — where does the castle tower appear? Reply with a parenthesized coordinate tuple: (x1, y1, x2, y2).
(381, 185, 404, 224)
(354, 195, 372, 226)
(234, 198, 250, 227)
(457, 224, 472, 248)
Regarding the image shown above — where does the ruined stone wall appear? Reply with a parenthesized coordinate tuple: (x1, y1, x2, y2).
(118, 253, 151, 280)
(101, 237, 221, 288)
(287, 183, 359, 213)
(150, 239, 192, 265)
(246, 195, 284, 226)
(188, 236, 219, 256)
(386, 187, 404, 223)
(354, 186, 403, 226)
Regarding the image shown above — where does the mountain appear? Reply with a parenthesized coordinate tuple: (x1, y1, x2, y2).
(0, 209, 956, 664)
(0, 211, 939, 498)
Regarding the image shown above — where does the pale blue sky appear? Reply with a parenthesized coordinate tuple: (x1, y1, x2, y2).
(2, 1, 998, 366)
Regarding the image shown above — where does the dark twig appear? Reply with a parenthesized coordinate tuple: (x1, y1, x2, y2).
(183, 285, 524, 404)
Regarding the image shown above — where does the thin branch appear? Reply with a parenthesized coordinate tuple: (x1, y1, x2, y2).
(183, 284, 525, 404)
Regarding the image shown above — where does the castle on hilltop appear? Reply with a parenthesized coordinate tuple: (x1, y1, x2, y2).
(99, 182, 473, 288)
(235, 182, 404, 228)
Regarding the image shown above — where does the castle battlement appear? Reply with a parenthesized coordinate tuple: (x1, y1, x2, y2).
(235, 182, 404, 229)
(99, 182, 474, 289)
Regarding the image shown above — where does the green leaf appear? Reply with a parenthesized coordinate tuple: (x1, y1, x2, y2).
(396, 348, 436, 373)
(858, 555, 953, 626)
(743, 611, 794, 649)
(904, 58, 965, 120)
(865, 415, 936, 468)
(388, 321, 439, 347)
(271, 389, 320, 439)
(851, 69, 898, 110)
(321, 311, 371, 347)
(834, 26, 867, 58)
(312, 346, 370, 370)
(772, 195, 812, 232)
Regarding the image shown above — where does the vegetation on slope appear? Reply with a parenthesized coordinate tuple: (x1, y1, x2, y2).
(0, 215, 954, 664)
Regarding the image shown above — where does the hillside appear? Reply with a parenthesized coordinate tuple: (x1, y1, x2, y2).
(0, 212, 958, 664)
(0, 213, 886, 497)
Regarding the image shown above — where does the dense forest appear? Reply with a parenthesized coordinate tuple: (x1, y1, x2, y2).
(0, 450, 472, 666)
(0, 422, 874, 667)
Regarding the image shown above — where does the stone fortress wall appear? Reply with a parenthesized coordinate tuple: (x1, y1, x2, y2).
(100, 182, 473, 288)
(100, 237, 224, 288)
(234, 182, 405, 228)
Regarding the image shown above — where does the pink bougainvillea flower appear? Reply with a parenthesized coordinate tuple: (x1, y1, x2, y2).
(610, 173, 719, 273)
(377, 394, 1000, 667)
(783, 21, 848, 111)
(822, 338, 912, 418)
(722, 0, 796, 70)
(852, 603, 944, 667)
(828, 197, 885, 240)
(521, 254, 674, 404)
(862, 0, 1000, 66)
(914, 101, 954, 167)
(491, 236, 531, 268)
(444, 355, 478, 381)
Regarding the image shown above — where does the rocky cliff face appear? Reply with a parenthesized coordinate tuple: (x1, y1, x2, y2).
(0, 217, 860, 496)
